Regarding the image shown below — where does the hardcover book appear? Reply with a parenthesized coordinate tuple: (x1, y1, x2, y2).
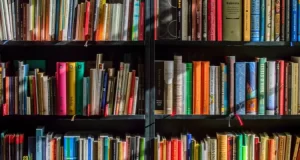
(159, 0, 177, 39)
(235, 62, 246, 115)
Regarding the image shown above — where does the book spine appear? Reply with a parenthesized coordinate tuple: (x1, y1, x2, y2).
(275, 0, 280, 41)
(102, 73, 108, 115)
(132, 77, 139, 115)
(196, 0, 202, 40)
(285, 0, 290, 40)
(67, 0, 74, 41)
(209, 66, 216, 115)
(138, 1, 144, 41)
(251, 0, 260, 41)
(36, 128, 44, 160)
(288, 63, 292, 114)
(258, 58, 266, 115)
(226, 56, 235, 113)
(182, 0, 188, 40)
(298, 0, 300, 41)
(186, 63, 192, 115)
(220, 63, 228, 115)
(178, 0, 182, 40)
(265, 0, 271, 41)
(207, 0, 216, 41)
(276, 62, 280, 115)
(235, 62, 246, 115)
(42, 76, 49, 115)
(67, 62, 76, 115)
(24, 65, 28, 115)
(202, 0, 207, 41)
(182, 64, 186, 114)
(278, 61, 285, 115)
(75, 62, 85, 115)
(271, 0, 275, 41)
(246, 62, 257, 115)
(132, 0, 140, 41)
(193, 62, 201, 114)
(216, 0, 222, 41)
(164, 61, 174, 114)
(285, 63, 289, 115)
(215, 66, 220, 115)
(56, 62, 67, 115)
(188, 0, 192, 40)
(293, 63, 299, 114)
(202, 61, 210, 114)
(192, 0, 197, 40)
(174, 56, 183, 114)
(260, 0, 265, 41)
(244, 0, 250, 41)
(282, 0, 286, 41)
(267, 61, 276, 115)
(291, 0, 297, 41)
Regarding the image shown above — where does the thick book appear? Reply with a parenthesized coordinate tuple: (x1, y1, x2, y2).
(251, 0, 260, 41)
(75, 62, 85, 115)
(159, 0, 177, 39)
(267, 61, 276, 115)
(174, 56, 183, 114)
(56, 62, 67, 115)
(246, 62, 257, 115)
(223, 0, 242, 41)
(193, 62, 201, 114)
(164, 61, 173, 114)
(235, 62, 246, 115)
(201, 61, 210, 114)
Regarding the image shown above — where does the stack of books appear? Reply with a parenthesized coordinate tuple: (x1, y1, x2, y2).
(155, 55, 300, 115)
(154, 0, 296, 41)
(0, 53, 145, 116)
(154, 132, 294, 160)
(1, 127, 145, 159)
(0, 0, 144, 41)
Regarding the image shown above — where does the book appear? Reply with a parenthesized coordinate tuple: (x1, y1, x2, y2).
(164, 61, 173, 114)
(246, 62, 257, 115)
(251, 0, 260, 41)
(222, 0, 242, 41)
(193, 61, 201, 114)
(56, 62, 67, 115)
(75, 62, 85, 115)
(267, 61, 276, 115)
(67, 62, 76, 115)
(235, 62, 246, 115)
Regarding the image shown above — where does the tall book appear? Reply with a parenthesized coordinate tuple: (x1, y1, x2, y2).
(291, 62, 298, 115)
(67, 62, 76, 115)
(207, 0, 216, 41)
(235, 62, 246, 115)
(216, 0, 222, 41)
(291, 0, 297, 41)
(174, 56, 183, 114)
(75, 62, 84, 115)
(275, 0, 280, 41)
(193, 61, 201, 114)
(291, 57, 300, 114)
(244, 0, 250, 41)
(202, 0, 208, 41)
(155, 61, 164, 114)
(220, 63, 228, 115)
(251, 0, 260, 41)
(226, 56, 235, 113)
(257, 58, 266, 115)
(222, 0, 242, 41)
(56, 62, 67, 115)
(246, 62, 257, 115)
(158, 0, 177, 39)
(265, 0, 272, 41)
(186, 63, 193, 115)
(285, 0, 290, 41)
(209, 66, 216, 115)
(201, 61, 210, 114)
(260, 0, 265, 41)
(182, 63, 186, 114)
(267, 61, 276, 115)
(182, 0, 188, 40)
(164, 61, 173, 114)
(277, 60, 285, 115)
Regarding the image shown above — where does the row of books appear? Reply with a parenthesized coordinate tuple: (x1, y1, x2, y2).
(155, 56, 300, 115)
(0, 54, 145, 116)
(154, 0, 296, 41)
(0, 127, 145, 160)
(154, 132, 295, 160)
(0, 0, 144, 41)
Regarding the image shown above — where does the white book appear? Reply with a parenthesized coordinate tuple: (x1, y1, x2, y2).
(8, 0, 14, 39)
(110, 4, 116, 40)
(215, 66, 220, 115)
(113, 71, 121, 115)
(249, 134, 255, 160)
(182, 63, 186, 114)
(0, 0, 7, 40)
(3, 0, 12, 40)
(94, 0, 100, 35)
(121, 0, 130, 40)
(90, 69, 97, 115)
(43, 76, 49, 115)
(267, 61, 276, 115)
(115, 4, 123, 40)
(12, 1, 16, 40)
(119, 63, 130, 115)
(265, 0, 272, 41)
(132, 77, 139, 115)
(201, 141, 206, 160)
(210, 66, 216, 115)
(271, 0, 275, 41)
(174, 55, 182, 114)
(49, 0, 53, 39)
(63, 0, 70, 40)
(210, 139, 217, 160)
(164, 61, 174, 114)
(181, 0, 188, 40)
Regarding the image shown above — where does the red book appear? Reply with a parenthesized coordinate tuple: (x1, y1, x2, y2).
(178, 140, 182, 160)
(128, 70, 136, 115)
(207, 0, 216, 41)
(50, 139, 57, 160)
(216, 0, 222, 41)
(32, 77, 37, 115)
(167, 141, 171, 160)
(138, 1, 145, 41)
(227, 136, 233, 160)
(154, 0, 157, 40)
(3, 104, 8, 116)
(171, 139, 178, 160)
(278, 60, 285, 115)
(284, 62, 289, 115)
(160, 142, 164, 159)
(268, 139, 275, 160)
(84, 2, 91, 40)
(255, 137, 260, 160)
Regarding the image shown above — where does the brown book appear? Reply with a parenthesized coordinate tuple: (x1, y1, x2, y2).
(285, 62, 290, 115)
(196, 0, 202, 40)
(192, 0, 197, 40)
(293, 136, 300, 160)
(275, 0, 280, 41)
(222, 0, 242, 41)
(37, 72, 44, 115)
(105, 4, 112, 41)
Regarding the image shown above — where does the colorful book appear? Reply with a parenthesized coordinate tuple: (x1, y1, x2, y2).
(209, 66, 216, 115)
(246, 62, 257, 115)
(235, 62, 246, 115)
(267, 61, 276, 115)
(251, 0, 260, 41)
(257, 58, 266, 115)
(220, 63, 228, 115)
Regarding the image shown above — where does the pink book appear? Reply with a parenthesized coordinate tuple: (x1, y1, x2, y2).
(207, 0, 216, 41)
(217, 0, 222, 41)
(56, 62, 67, 115)
(84, 2, 91, 40)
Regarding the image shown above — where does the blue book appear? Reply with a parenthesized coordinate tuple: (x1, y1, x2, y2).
(88, 136, 93, 160)
(104, 136, 109, 160)
(64, 137, 69, 159)
(292, 0, 298, 41)
(298, 0, 300, 40)
(187, 133, 192, 160)
(23, 64, 29, 115)
(102, 73, 108, 113)
(260, 0, 265, 41)
(266, 61, 276, 115)
(36, 127, 44, 160)
(235, 62, 246, 115)
(42, 136, 46, 160)
(28, 136, 36, 160)
(132, 0, 140, 40)
(251, 0, 260, 41)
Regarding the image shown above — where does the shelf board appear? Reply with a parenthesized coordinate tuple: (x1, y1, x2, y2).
(155, 40, 294, 47)
(155, 115, 300, 120)
(0, 41, 145, 47)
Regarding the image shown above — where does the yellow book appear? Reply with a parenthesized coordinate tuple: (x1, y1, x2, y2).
(217, 133, 228, 160)
(67, 62, 76, 115)
(118, 141, 123, 160)
(291, 63, 299, 115)
(163, 138, 167, 160)
(243, 0, 251, 41)
(260, 133, 268, 160)
(97, 0, 106, 40)
(195, 143, 199, 160)
(285, 133, 292, 160)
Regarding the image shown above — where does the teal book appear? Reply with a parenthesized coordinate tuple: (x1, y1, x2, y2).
(186, 63, 192, 115)
(132, 0, 140, 40)
(104, 136, 109, 160)
(258, 58, 267, 115)
(36, 127, 44, 160)
(75, 62, 85, 115)
(220, 63, 228, 115)
(237, 134, 243, 160)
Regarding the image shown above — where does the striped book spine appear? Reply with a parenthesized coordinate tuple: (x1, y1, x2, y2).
(220, 63, 228, 115)
(246, 62, 257, 115)
(257, 58, 266, 115)
(235, 62, 246, 115)
(251, 0, 260, 41)
(209, 66, 216, 115)
(267, 61, 276, 115)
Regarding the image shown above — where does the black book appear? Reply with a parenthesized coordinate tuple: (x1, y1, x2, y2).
(177, 0, 182, 39)
(285, 0, 290, 41)
(130, 137, 135, 160)
(52, 77, 57, 115)
(159, 0, 178, 39)
(15, 134, 19, 160)
(188, 0, 192, 40)
(155, 61, 164, 114)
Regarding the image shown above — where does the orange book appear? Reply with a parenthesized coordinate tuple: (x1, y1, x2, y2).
(45, 0, 50, 41)
(160, 142, 163, 160)
(268, 139, 275, 160)
(201, 61, 210, 114)
(171, 139, 178, 160)
(193, 61, 201, 114)
(5, 77, 9, 113)
(50, 139, 56, 160)
(167, 141, 171, 160)
(178, 140, 182, 160)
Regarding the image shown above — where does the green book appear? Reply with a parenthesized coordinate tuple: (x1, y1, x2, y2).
(258, 58, 267, 115)
(237, 134, 243, 160)
(242, 146, 247, 160)
(191, 140, 195, 160)
(75, 62, 85, 115)
(186, 63, 192, 114)
(139, 137, 145, 160)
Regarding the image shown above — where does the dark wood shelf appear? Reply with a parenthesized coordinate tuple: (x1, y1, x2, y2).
(155, 115, 300, 120)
